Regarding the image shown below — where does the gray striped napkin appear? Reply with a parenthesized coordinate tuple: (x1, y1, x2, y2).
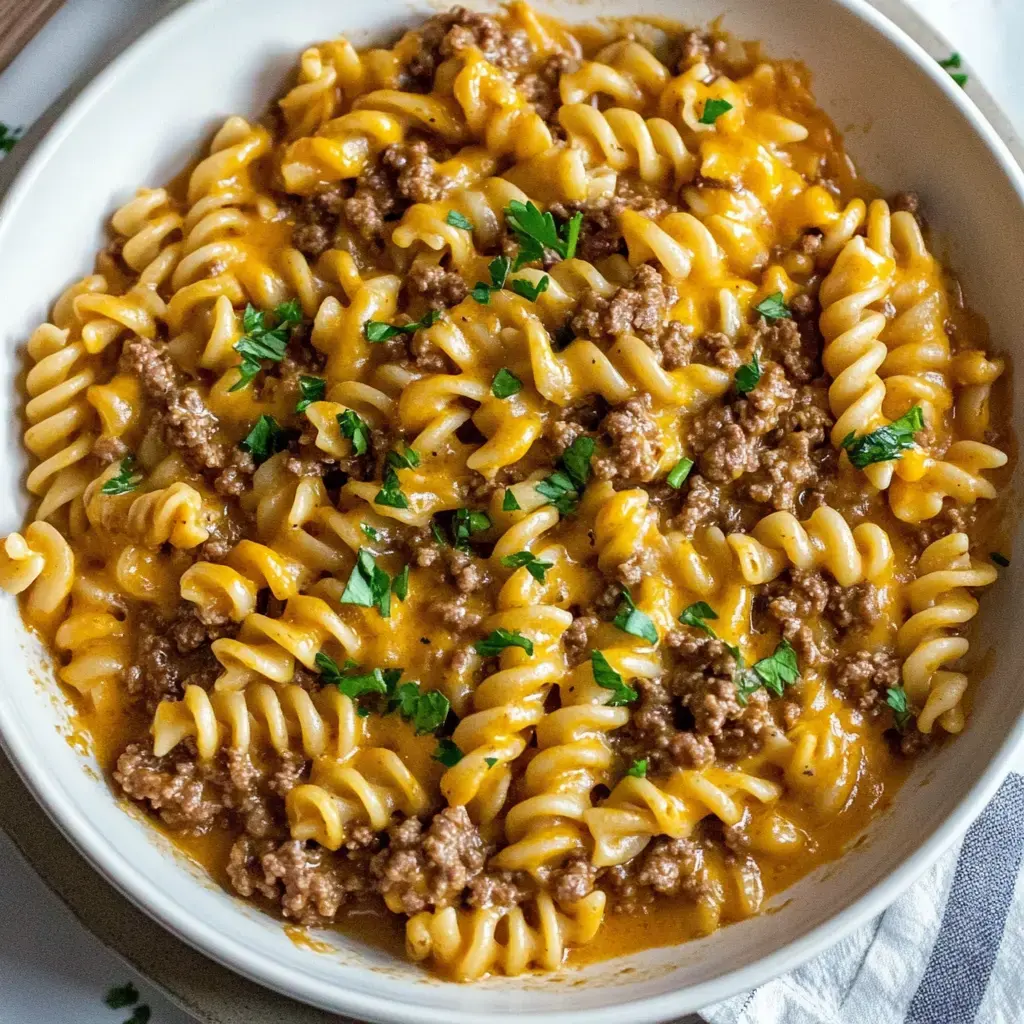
(702, 773, 1024, 1024)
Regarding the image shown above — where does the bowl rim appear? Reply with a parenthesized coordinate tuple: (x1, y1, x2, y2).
(2, 0, 1023, 1020)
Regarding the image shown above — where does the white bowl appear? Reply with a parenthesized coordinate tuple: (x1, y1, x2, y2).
(1, 0, 1022, 1021)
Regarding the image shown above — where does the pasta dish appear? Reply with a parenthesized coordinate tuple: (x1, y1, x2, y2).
(0, 2, 1011, 981)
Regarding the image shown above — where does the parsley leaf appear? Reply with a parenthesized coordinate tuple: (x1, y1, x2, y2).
(612, 589, 659, 644)
(991, 552, 1010, 567)
(316, 652, 391, 699)
(387, 445, 421, 470)
(445, 210, 473, 230)
(296, 375, 326, 413)
(749, 638, 799, 697)
(938, 52, 967, 87)
(504, 200, 582, 269)
(474, 628, 534, 657)
(491, 368, 523, 399)
(734, 351, 762, 394)
(100, 455, 143, 495)
(433, 738, 464, 766)
(591, 650, 638, 706)
(502, 488, 521, 512)
(105, 983, 139, 1009)
(365, 309, 441, 343)
(430, 519, 447, 546)
(240, 415, 289, 464)
(471, 256, 511, 304)
(735, 673, 764, 706)
(561, 435, 595, 490)
(500, 550, 554, 583)
(841, 405, 925, 469)
(511, 275, 550, 302)
(666, 456, 693, 489)
(230, 301, 303, 391)
(393, 564, 410, 601)
(699, 98, 733, 124)
(391, 682, 451, 734)
(375, 467, 410, 510)
(535, 470, 579, 516)
(361, 524, 379, 541)
(680, 602, 743, 662)
(484, 756, 499, 768)
(452, 508, 491, 551)
(338, 409, 370, 456)
(626, 758, 648, 778)
(754, 292, 791, 321)
(0, 123, 23, 154)
(340, 549, 392, 617)
(886, 685, 913, 731)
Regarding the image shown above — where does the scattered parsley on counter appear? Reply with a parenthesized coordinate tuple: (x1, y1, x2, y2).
(938, 52, 968, 87)
(104, 983, 139, 1009)
(0, 122, 23, 154)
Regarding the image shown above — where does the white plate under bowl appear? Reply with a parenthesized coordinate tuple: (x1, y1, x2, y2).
(0, 0, 1022, 1021)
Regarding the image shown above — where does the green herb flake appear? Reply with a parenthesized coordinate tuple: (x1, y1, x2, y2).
(338, 409, 370, 456)
(124, 1007, 152, 1024)
(666, 456, 693, 490)
(535, 470, 579, 517)
(430, 519, 448, 546)
(991, 552, 1011, 567)
(433, 738, 464, 766)
(295, 375, 326, 413)
(392, 682, 451, 734)
(698, 98, 733, 125)
(471, 256, 511, 304)
(375, 467, 410, 510)
(452, 507, 491, 551)
(393, 564, 410, 601)
(734, 350, 762, 394)
(339, 549, 392, 618)
(511, 275, 551, 302)
(239, 415, 289, 464)
(753, 292, 791, 321)
(749, 638, 800, 697)
(561, 435, 595, 491)
(626, 758, 648, 778)
(491, 367, 523, 399)
(591, 650, 638, 706)
(387, 444, 421, 470)
(361, 523, 379, 541)
(938, 52, 968, 87)
(613, 589, 659, 644)
(230, 300, 303, 392)
(504, 200, 581, 269)
(841, 405, 925, 469)
(502, 488, 522, 512)
(500, 550, 554, 583)
(100, 455, 143, 496)
(0, 123, 23, 154)
(886, 685, 913, 731)
(679, 601, 720, 636)
(365, 309, 441, 343)
(105, 983, 139, 1009)
(445, 210, 473, 230)
(485, 756, 499, 768)
(474, 628, 534, 657)
(316, 652, 391, 699)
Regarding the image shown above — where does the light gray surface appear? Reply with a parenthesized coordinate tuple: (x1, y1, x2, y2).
(0, 0, 1021, 1022)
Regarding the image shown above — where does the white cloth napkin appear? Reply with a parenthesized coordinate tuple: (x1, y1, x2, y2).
(701, 773, 1024, 1024)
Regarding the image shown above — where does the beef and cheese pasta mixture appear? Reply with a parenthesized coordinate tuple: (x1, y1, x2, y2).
(0, 3, 1012, 980)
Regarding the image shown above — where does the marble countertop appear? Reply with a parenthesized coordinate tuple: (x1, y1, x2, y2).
(0, 1, 1021, 1022)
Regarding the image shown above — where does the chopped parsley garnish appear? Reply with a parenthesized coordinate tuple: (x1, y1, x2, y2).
(375, 468, 410, 509)
(511, 275, 550, 302)
(679, 602, 742, 662)
(361, 523, 379, 541)
(991, 552, 1010, 567)
(340, 549, 392, 617)
(365, 309, 441, 343)
(698, 98, 733, 125)
(471, 255, 511, 304)
(387, 444, 421, 470)
(492, 367, 523, 399)
(100, 455, 143, 495)
(230, 300, 303, 391)
(500, 550, 554, 582)
(535, 434, 596, 515)
(502, 488, 521, 512)
(393, 564, 410, 601)
(433, 738, 464, 766)
(105, 983, 139, 1009)
(315, 652, 395, 699)
(561, 434, 595, 490)
(535, 470, 579, 516)
(504, 200, 582, 269)
(734, 350, 762, 394)
(0, 123, 23, 154)
(240, 415, 289, 464)
(295, 374, 326, 413)
(666, 456, 693, 489)
(841, 405, 924, 469)
(452, 507, 491, 550)
(338, 409, 370, 456)
(736, 639, 800, 704)
(475, 628, 534, 657)
(445, 210, 473, 230)
(886, 685, 913, 731)
(626, 758, 648, 778)
(754, 292, 791, 321)
(485, 756, 499, 768)
(591, 650, 638, 706)
(613, 589, 659, 644)
(391, 682, 451, 734)
(430, 519, 448, 546)
(938, 52, 968, 87)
